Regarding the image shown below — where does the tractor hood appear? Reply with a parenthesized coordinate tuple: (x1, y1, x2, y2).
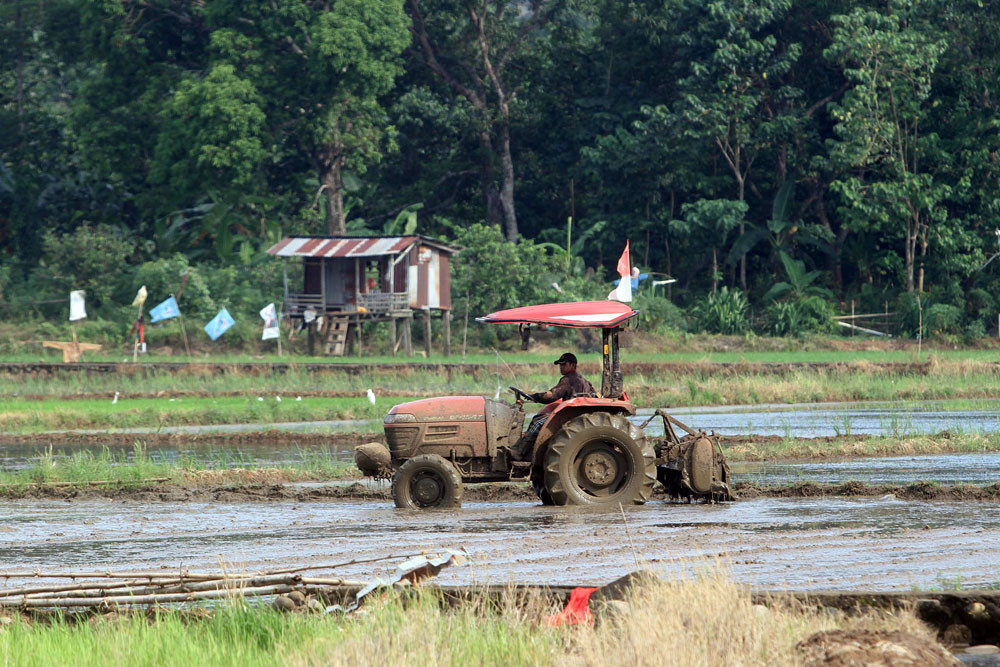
(386, 396, 486, 423)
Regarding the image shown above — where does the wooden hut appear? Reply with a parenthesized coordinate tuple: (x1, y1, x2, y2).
(266, 235, 458, 356)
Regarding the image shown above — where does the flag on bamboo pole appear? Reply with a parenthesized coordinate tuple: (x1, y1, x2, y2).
(149, 296, 181, 323)
(260, 303, 279, 340)
(69, 291, 87, 321)
(204, 308, 235, 341)
(606, 241, 632, 302)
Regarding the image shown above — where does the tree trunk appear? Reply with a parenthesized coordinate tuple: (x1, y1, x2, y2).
(905, 214, 917, 293)
(737, 173, 746, 290)
(477, 130, 504, 228)
(15, 0, 25, 132)
(711, 247, 718, 294)
(318, 149, 346, 236)
(497, 119, 518, 241)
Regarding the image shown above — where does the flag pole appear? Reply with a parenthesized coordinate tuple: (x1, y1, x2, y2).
(175, 273, 192, 359)
(277, 306, 283, 357)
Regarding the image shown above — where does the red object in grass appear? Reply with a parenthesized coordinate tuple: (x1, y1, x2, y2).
(545, 587, 599, 626)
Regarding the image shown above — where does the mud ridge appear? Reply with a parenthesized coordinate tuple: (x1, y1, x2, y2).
(5, 480, 1000, 503)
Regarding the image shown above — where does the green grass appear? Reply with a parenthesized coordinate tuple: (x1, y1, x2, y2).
(0, 443, 356, 489)
(5, 346, 1000, 365)
(0, 593, 563, 667)
(4, 366, 1000, 433)
(0, 568, 938, 667)
(725, 430, 1000, 461)
(0, 395, 410, 434)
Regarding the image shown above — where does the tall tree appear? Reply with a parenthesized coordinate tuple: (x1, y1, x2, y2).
(407, 0, 566, 241)
(662, 0, 801, 289)
(825, 0, 949, 293)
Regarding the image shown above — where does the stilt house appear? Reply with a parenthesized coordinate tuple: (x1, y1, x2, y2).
(266, 235, 458, 356)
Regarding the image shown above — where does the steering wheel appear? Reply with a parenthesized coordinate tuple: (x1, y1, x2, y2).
(509, 386, 534, 403)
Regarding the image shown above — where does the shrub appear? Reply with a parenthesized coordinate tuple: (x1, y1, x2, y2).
(633, 293, 688, 332)
(693, 287, 749, 334)
(924, 303, 962, 338)
(35, 224, 137, 312)
(766, 296, 835, 337)
(132, 255, 215, 320)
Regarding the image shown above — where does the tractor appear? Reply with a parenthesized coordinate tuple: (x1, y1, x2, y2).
(355, 301, 733, 509)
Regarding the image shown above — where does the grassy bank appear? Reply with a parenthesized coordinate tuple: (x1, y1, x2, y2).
(0, 570, 938, 667)
(0, 395, 404, 434)
(3, 359, 1000, 420)
(0, 444, 356, 490)
(4, 431, 999, 492)
(727, 431, 1000, 461)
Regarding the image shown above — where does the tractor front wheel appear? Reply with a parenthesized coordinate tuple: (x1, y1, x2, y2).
(392, 455, 463, 509)
(543, 412, 655, 506)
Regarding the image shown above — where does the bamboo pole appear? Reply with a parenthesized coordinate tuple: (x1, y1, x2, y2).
(8, 575, 362, 601)
(0, 552, 426, 581)
(0, 584, 300, 608)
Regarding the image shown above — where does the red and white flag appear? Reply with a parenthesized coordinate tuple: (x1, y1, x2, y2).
(607, 241, 632, 302)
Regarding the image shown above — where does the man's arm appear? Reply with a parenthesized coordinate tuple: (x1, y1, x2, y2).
(532, 376, 572, 403)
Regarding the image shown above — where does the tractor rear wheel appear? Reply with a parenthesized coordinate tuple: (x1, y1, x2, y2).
(392, 454, 463, 509)
(543, 412, 656, 506)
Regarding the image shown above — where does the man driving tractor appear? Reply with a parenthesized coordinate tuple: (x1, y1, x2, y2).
(531, 353, 596, 403)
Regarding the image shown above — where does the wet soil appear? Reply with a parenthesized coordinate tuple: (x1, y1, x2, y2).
(4, 479, 1000, 503)
(5, 494, 1000, 591)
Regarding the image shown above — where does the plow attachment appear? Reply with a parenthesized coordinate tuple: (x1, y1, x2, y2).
(643, 409, 734, 502)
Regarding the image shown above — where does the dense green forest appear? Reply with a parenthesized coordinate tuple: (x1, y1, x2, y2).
(1, 0, 999, 343)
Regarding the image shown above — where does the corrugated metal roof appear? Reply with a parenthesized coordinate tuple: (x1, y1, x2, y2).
(266, 236, 418, 258)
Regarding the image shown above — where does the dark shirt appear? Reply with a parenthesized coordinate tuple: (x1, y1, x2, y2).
(541, 371, 596, 403)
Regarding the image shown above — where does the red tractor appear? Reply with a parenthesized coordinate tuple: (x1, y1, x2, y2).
(355, 301, 733, 509)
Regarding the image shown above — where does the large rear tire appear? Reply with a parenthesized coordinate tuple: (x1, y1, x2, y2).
(530, 466, 555, 506)
(391, 454, 463, 509)
(543, 412, 656, 506)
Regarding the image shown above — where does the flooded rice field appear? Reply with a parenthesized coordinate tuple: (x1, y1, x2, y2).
(733, 452, 1000, 486)
(655, 401, 1000, 438)
(2, 495, 998, 591)
(4, 400, 998, 470)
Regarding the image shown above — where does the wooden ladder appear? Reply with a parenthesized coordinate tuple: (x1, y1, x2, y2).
(324, 317, 350, 356)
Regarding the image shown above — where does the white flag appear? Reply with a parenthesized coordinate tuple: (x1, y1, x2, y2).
(69, 290, 87, 321)
(607, 241, 632, 302)
(260, 303, 280, 340)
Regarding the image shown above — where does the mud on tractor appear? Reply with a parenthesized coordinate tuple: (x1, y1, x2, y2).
(355, 301, 733, 509)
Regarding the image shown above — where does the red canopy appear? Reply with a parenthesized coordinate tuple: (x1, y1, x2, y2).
(477, 301, 639, 328)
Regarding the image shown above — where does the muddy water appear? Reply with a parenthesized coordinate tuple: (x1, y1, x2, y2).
(3, 496, 998, 591)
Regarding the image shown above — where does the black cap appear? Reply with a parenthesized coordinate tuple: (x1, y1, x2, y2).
(553, 352, 577, 365)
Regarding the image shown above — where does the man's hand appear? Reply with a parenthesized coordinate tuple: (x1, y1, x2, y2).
(530, 392, 545, 403)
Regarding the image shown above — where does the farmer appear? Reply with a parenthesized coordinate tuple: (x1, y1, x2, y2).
(532, 353, 596, 403)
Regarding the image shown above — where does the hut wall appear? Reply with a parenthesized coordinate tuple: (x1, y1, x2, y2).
(405, 244, 451, 310)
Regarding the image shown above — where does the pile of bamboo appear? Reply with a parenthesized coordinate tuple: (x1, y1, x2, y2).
(0, 558, 407, 610)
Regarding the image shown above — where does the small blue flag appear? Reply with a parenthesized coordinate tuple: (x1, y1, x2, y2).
(204, 308, 235, 341)
(149, 296, 181, 323)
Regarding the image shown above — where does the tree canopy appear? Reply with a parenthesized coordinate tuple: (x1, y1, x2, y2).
(2, 0, 1000, 340)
